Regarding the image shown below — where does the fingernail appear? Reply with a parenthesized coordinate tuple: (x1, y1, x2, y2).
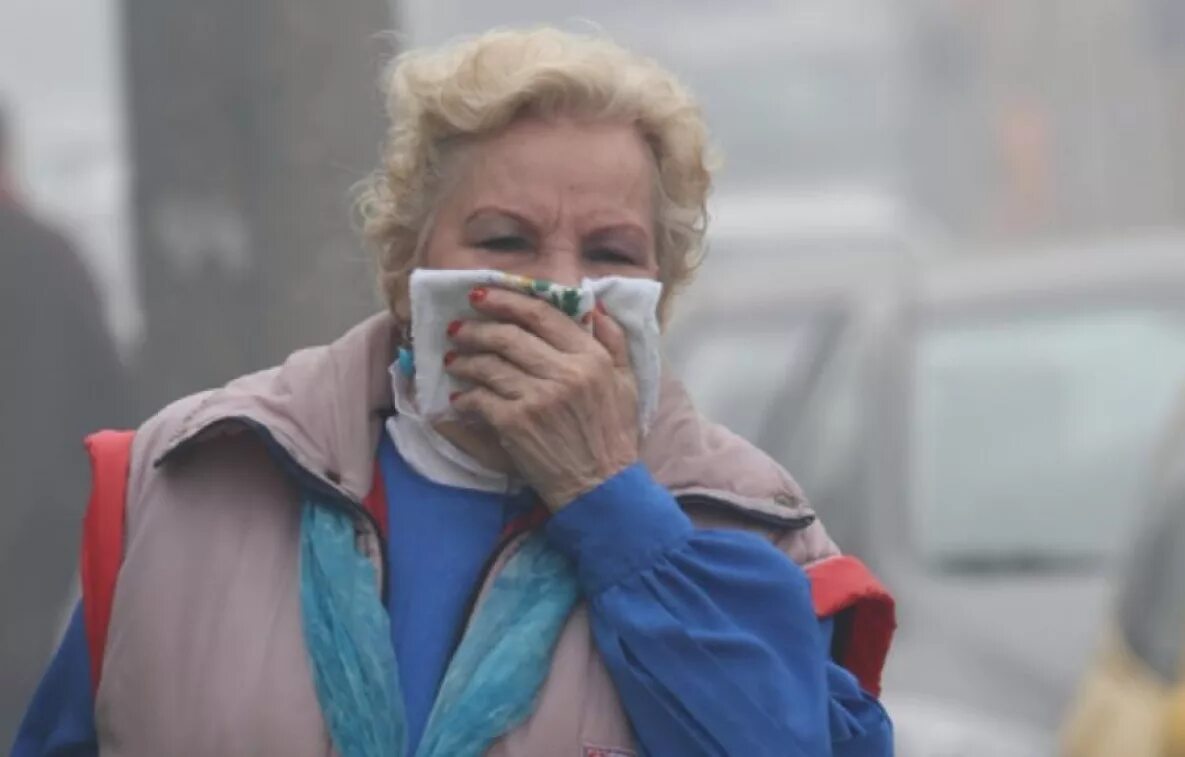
(447, 320, 463, 338)
(443, 350, 457, 366)
(449, 391, 461, 403)
(595, 300, 607, 315)
(469, 287, 488, 304)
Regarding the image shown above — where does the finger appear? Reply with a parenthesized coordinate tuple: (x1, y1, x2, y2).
(449, 320, 561, 379)
(592, 306, 631, 369)
(469, 286, 594, 354)
(444, 351, 531, 400)
(451, 384, 515, 430)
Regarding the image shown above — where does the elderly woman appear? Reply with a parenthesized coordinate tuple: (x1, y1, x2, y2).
(15, 28, 894, 757)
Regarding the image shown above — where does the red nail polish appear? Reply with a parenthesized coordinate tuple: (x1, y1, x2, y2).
(449, 391, 461, 403)
(443, 350, 457, 366)
(447, 320, 463, 337)
(469, 287, 488, 304)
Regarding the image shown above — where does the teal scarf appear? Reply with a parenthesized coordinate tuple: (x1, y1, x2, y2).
(299, 501, 580, 757)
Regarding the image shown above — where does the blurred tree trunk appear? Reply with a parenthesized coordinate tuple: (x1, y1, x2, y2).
(123, 0, 393, 414)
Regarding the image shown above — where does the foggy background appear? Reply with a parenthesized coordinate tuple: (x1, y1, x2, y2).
(3, 0, 1184, 753)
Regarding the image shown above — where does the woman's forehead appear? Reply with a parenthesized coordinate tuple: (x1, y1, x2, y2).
(442, 117, 655, 228)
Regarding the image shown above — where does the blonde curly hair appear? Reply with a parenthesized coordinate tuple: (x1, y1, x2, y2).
(355, 27, 714, 320)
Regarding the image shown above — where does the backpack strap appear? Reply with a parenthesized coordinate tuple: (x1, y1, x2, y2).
(80, 429, 136, 695)
(806, 555, 896, 697)
(79, 431, 391, 696)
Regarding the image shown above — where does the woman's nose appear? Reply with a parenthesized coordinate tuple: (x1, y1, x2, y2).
(525, 244, 583, 287)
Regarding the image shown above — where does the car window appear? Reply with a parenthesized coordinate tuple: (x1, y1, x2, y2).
(669, 308, 869, 549)
(669, 315, 831, 448)
(911, 307, 1185, 570)
(772, 328, 869, 551)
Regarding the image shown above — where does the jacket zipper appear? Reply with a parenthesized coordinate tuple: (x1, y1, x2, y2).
(447, 526, 531, 660)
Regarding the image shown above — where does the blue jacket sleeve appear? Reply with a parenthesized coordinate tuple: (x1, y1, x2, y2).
(546, 464, 893, 757)
(11, 602, 98, 757)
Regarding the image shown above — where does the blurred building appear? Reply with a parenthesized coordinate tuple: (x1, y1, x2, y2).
(404, 0, 1185, 250)
(908, 0, 1185, 241)
(124, 0, 394, 413)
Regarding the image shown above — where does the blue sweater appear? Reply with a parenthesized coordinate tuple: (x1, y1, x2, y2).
(14, 437, 892, 756)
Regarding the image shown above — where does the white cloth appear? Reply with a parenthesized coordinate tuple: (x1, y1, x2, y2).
(386, 363, 522, 494)
(408, 268, 663, 433)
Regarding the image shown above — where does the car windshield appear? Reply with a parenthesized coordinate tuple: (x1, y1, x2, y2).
(911, 306, 1185, 570)
(671, 316, 830, 446)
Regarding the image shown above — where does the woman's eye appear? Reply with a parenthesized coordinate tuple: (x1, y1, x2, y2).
(478, 236, 530, 252)
(586, 247, 636, 265)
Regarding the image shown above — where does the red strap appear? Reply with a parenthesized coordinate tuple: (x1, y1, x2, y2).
(364, 451, 545, 542)
(500, 503, 550, 539)
(806, 555, 896, 698)
(80, 429, 136, 695)
(362, 458, 388, 538)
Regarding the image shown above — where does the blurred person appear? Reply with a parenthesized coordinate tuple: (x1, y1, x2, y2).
(14, 29, 894, 756)
(997, 96, 1054, 236)
(0, 104, 128, 746)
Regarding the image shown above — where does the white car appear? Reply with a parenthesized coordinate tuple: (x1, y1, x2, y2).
(665, 238, 1185, 754)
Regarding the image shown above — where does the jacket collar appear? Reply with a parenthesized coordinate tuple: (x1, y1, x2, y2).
(159, 312, 811, 522)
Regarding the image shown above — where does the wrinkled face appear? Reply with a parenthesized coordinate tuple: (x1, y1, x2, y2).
(419, 116, 659, 297)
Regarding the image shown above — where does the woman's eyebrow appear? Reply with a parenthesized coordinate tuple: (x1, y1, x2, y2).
(585, 222, 651, 246)
(463, 206, 535, 229)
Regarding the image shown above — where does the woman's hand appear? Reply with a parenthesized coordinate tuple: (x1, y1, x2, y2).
(445, 286, 640, 510)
